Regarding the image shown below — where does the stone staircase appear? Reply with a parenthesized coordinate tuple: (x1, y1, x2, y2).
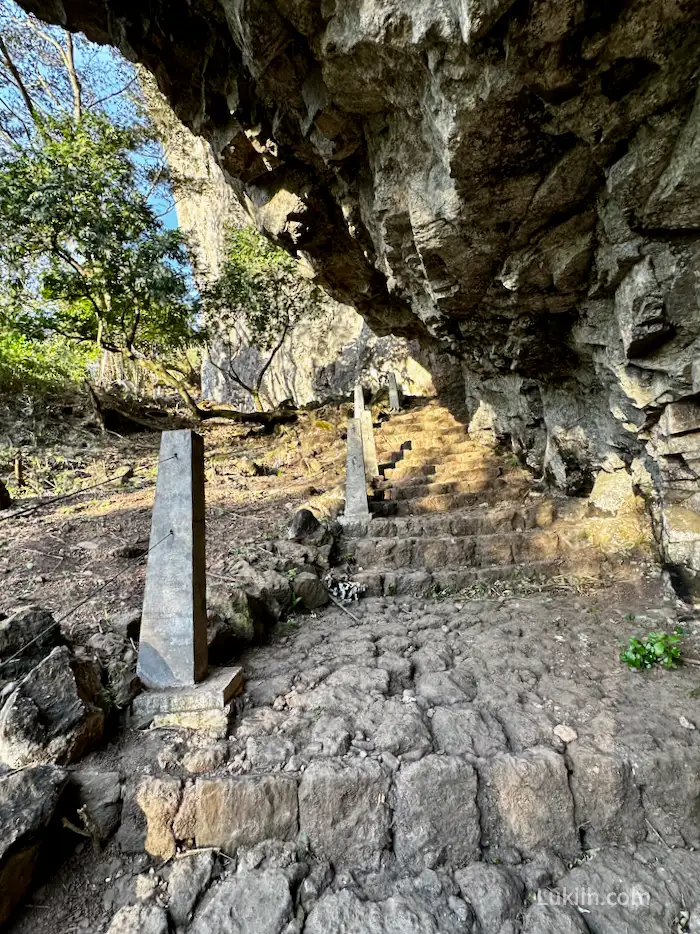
(341, 399, 654, 597)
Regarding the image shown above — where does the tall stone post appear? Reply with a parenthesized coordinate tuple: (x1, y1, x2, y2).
(343, 419, 370, 519)
(353, 381, 378, 480)
(354, 383, 365, 419)
(137, 430, 208, 689)
(388, 373, 401, 411)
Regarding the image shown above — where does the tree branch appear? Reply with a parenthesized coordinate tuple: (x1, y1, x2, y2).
(0, 33, 39, 127)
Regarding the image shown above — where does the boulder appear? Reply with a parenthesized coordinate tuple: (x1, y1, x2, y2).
(0, 606, 65, 681)
(0, 646, 105, 768)
(207, 560, 292, 648)
(0, 764, 68, 926)
(0, 479, 10, 510)
(167, 848, 216, 930)
(135, 776, 182, 860)
(193, 775, 298, 855)
(455, 863, 524, 934)
(288, 509, 328, 545)
(293, 571, 329, 610)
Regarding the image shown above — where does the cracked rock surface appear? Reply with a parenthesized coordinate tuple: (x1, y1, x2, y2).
(44, 578, 700, 934)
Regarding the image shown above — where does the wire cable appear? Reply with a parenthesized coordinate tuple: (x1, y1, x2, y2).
(0, 454, 177, 524)
(0, 529, 174, 671)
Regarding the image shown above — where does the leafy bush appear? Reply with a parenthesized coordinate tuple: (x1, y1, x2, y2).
(0, 329, 94, 396)
(620, 629, 682, 670)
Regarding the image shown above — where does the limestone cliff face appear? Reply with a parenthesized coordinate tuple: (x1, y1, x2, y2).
(144, 74, 431, 410)
(20, 0, 700, 590)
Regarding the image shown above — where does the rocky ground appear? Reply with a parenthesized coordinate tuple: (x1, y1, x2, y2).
(2, 397, 700, 934)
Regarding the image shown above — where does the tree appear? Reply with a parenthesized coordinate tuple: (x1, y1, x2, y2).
(203, 225, 327, 412)
(0, 111, 205, 412)
(0, 0, 206, 411)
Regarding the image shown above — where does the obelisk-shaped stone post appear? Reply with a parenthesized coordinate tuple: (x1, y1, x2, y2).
(137, 430, 208, 690)
(354, 383, 365, 419)
(388, 373, 401, 411)
(353, 381, 378, 480)
(343, 419, 370, 519)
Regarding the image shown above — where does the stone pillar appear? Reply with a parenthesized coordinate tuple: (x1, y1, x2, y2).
(360, 410, 378, 480)
(388, 373, 401, 411)
(137, 430, 208, 690)
(354, 382, 365, 419)
(353, 381, 377, 479)
(344, 419, 370, 519)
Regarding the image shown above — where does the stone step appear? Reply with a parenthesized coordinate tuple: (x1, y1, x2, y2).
(369, 483, 531, 517)
(386, 443, 490, 464)
(376, 424, 468, 442)
(382, 457, 498, 480)
(374, 466, 502, 490)
(341, 501, 564, 540)
(352, 560, 581, 597)
(349, 528, 569, 570)
(372, 474, 524, 503)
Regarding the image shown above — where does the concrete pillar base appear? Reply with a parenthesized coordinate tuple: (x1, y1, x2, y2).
(130, 665, 244, 732)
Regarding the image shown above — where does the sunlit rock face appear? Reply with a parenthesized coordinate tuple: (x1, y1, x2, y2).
(143, 75, 433, 409)
(19, 0, 700, 590)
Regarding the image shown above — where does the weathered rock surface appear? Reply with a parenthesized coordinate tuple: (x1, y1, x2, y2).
(0, 646, 105, 768)
(480, 746, 579, 860)
(298, 759, 391, 870)
(166, 848, 216, 930)
(106, 904, 169, 934)
(0, 605, 65, 681)
(189, 870, 293, 934)
(0, 765, 68, 925)
(17, 0, 700, 588)
(393, 754, 480, 871)
(68, 769, 122, 843)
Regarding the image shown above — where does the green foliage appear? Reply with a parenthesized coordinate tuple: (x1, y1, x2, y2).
(620, 629, 683, 670)
(0, 113, 199, 377)
(0, 328, 94, 394)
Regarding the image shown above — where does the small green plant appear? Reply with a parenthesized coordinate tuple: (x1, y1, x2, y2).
(620, 629, 682, 670)
(287, 568, 298, 582)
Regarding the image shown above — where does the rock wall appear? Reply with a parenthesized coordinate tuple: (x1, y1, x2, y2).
(144, 74, 432, 410)
(21, 0, 700, 591)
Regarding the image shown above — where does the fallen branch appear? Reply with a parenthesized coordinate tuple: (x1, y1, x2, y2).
(328, 592, 361, 623)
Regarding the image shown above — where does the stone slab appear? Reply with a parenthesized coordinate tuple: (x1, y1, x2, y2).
(131, 666, 244, 720)
(137, 430, 208, 689)
(343, 418, 370, 519)
(388, 373, 401, 411)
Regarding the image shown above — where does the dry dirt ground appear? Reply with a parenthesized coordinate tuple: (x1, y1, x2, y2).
(3, 396, 700, 934)
(0, 395, 349, 647)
